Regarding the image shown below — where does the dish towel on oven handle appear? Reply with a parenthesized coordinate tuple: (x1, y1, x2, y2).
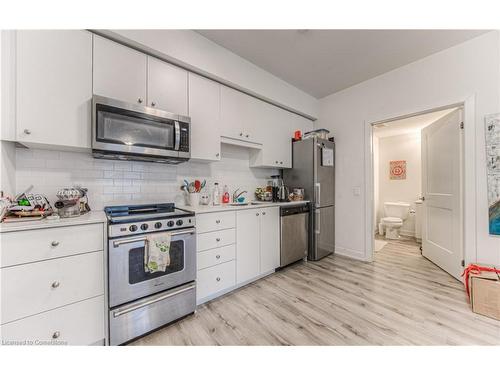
(145, 232, 172, 273)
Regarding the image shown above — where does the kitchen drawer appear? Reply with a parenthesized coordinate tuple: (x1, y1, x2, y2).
(197, 244, 236, 270)
(196, 211, 236, 233)
(197, 228, 235, 252)
(197, 260, 236, 301)
(1, 223, 104, 267)
(1, 251, 104, 324)
(1, 295, 105, 345)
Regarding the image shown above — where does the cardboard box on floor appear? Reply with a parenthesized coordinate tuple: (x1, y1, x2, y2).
(469, 267, 500, 321)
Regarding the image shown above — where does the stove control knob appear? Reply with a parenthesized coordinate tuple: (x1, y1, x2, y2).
(154, 222, 162, 229)
(129, 225, 138, 232)
(167, 220, 175, 227)
(176, 219, 183, 226)
(140, 223, 149, 231)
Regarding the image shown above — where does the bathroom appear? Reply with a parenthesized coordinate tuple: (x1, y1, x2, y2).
(373, 108, 456, 252)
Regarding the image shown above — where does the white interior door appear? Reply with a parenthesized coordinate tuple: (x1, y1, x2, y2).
(421, 108, 463, 280)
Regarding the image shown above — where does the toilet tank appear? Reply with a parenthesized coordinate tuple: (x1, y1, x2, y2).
(384, 202, 410, 220)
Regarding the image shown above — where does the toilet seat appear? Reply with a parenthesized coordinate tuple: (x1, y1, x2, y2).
(381, 217, 403, 225)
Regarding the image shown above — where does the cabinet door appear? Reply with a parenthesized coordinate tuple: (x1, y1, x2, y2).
(93, 35, 147, 105)
(147, 57, 188, 116)
(220, 85, 247, 140)
(16, 30, 92, 148)
(236, 209, 261, 284)
(188, 73, 221, 161)
(260, 207, 280, 273)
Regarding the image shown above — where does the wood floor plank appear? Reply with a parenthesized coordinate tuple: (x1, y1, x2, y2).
(131, 237, 500, 346)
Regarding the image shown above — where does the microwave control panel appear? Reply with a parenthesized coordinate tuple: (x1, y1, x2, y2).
(179, 123, 190, 152)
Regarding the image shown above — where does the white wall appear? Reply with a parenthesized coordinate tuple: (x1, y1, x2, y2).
(13, 145, 277, 211)
(99, 30, 318, 119)
(377, 133, 421, 237)
(317, 31, 500, 266)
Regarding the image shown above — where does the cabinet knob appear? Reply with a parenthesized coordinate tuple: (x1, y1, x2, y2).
(280, 161, 283, 165)
(51, 281, 60, 289)
(52, 331, 60, 339)
(256, 213, 259, 216)
(275, 161, 279, 164)
(216, 254, 221, 259)
(137, 98, 143, 104)
(216, 238, 221, 242)
(51, 241, 60, 247)
(246, 134, 249, 138)
(151, 102, 156, 107)
(215, 220, 221, 224)
(262, 212, 266, 215)
(240, 132, 243, 137)
(216, 153, 220, 158)
(216, 277, 221, 282)
(23, 129, 31, 135)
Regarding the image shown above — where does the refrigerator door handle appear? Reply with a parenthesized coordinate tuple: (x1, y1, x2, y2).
(315, 209, 321, 234)
(315, 183, 321, 207)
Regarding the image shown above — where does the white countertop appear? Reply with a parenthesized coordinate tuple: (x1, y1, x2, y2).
(179, 201, 310, 214)
(0, 211, 107, 233)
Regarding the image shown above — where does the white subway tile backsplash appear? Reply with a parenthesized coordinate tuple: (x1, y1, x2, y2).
(12, 144, 278, 210)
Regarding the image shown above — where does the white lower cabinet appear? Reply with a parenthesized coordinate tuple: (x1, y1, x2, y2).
(236, 209, 262, 284)
(1, 296, 105, 345)
(236, 207, 280, 285)
(0, 222, 106, 345)
(197, 260, 236, 302)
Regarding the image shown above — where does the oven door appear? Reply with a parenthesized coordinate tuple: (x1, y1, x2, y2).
(92, 96, 184, 158)
(108, 227, 196, 308)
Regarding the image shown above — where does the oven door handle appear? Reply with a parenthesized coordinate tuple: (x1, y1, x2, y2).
(112, 228, 196, 248)
(112, 282, 196, 318)
(174, 121, 180, 151)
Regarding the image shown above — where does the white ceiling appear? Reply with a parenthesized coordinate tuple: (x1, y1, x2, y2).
(373, 108, 456, 138)
(196, 30, 488, 98)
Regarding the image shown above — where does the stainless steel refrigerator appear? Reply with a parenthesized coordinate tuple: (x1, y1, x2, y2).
(283, 137, 335, 260)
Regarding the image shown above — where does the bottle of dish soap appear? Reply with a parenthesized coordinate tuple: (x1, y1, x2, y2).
(222, 185, 230, 204)
(212, 183, 221, 206)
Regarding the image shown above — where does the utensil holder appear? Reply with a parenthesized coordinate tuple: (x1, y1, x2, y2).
(188, 193, 200, 207)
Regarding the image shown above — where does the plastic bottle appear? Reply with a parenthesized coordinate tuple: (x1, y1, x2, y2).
(222, 185, 230, 204)
(212, 183, 221, 206)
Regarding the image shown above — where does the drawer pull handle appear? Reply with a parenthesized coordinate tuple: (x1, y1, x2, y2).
(51, 241, 60, 247)
(216, 238, 221, 242)
(216, 277, 221, 282)
(51, 281, 60, 289)
(215, 220, 221, 224)
(216, 254, 221, 259)
(52, 331, 60, 339)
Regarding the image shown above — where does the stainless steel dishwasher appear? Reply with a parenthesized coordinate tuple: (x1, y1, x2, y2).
(280, 202, 310, 267)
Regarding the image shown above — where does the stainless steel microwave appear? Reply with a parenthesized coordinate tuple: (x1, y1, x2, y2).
(92, 95, 190, 164)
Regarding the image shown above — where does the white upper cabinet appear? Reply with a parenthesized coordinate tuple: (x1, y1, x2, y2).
(16, 30, 92, 148)
(260, 207, 280, 273)
(188, 73, 221, 161)
(93, 35, 147, 105)
(220, 85, 262, 145)
(147, 57, 188, 116)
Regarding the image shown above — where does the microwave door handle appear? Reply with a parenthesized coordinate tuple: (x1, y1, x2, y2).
(174, 121, 180, 151)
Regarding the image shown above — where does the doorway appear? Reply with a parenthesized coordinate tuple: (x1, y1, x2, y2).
(370, 106, 464, 280)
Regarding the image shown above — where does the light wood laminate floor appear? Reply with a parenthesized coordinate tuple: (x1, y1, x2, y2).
(132, 237, 500, 345)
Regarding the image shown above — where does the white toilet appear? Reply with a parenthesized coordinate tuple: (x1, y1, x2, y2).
(378, 202, 411, 240)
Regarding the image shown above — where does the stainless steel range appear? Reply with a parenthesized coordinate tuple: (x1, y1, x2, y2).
(105, 203, 196, 345)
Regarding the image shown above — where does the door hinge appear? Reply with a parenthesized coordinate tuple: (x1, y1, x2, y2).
(460, 122, 464, 129)
(461, 259, 465, 267)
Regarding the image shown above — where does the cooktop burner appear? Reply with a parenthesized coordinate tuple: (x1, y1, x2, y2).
(105, 203, 195, 238)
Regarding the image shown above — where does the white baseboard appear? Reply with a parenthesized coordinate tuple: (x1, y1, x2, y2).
(399, 229, 416, 238)
(335, 246, 369, 261)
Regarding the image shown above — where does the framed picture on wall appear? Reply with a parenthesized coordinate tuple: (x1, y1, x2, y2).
(390, 160, 406, 180)
(485, 113, 500, 235)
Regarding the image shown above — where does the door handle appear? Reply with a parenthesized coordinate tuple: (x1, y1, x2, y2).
(315, 183, 321, 207)
(112, 282, 196, 318)
(112, 228, 195, 247)
(174, 121, 180, 151)
(315, 210, 321, 235)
